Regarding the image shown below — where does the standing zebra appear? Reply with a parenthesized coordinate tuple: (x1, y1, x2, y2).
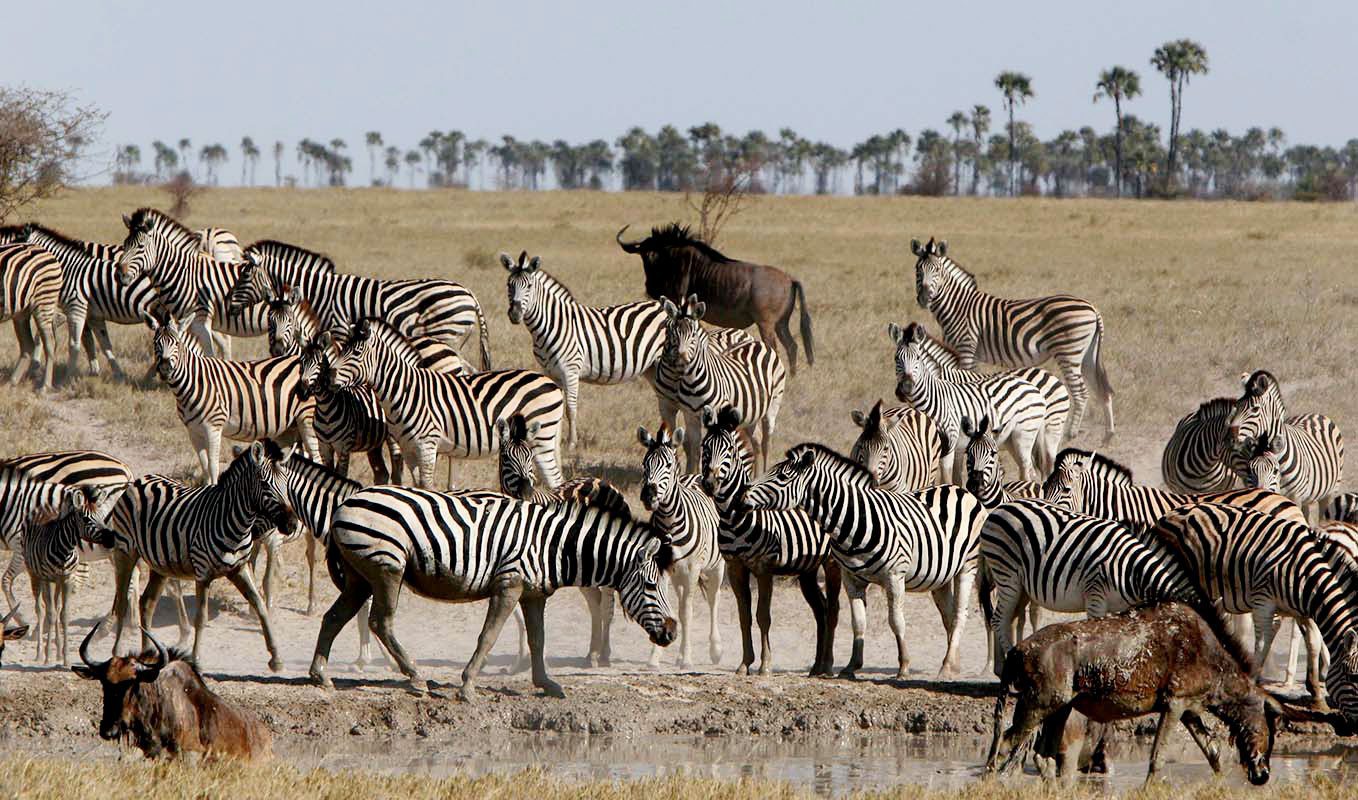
(700, 406, 839, 676)
(849, 400, 943, 492)
(293, 334, 401, 485)
(892, 321, 1046, 484)
(1324, 493, 1358, 523)
(0, 243, 60, 389)
(1225, 370, 1344, 522)
(1161, 397, 1239, 493)
(22, 485, 112, 666)
(655, 295, 786, 472)
(912, 237, 1114, 439)
(503, 251, 667, 448)
(105, 441, 297, 668)
(328, 318, 565, 489)
(230, 240, 492, 368)
(637, 424, 724, 669)
(114, 209, 268, 357)
(1151, 502, 1358, 719)
(148, 314, 320, 482)
(308, 486, 678, 700)
(742, 443, 986, 679)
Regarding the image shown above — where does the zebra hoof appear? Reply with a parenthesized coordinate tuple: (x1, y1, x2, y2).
(309, 670, 333, 689)
(757, 664, 773, 677)
(457, 684, 477, 703)
(838, 668, 858, 681)
(735, 664, 750, 676)
(268, 657, 284, 673)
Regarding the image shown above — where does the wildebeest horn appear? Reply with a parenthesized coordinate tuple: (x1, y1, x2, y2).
(141, 628, 168, 670)
(0, 606, 15, 626)
(616, 225, 643, 253)
(79, 623, 103, 668)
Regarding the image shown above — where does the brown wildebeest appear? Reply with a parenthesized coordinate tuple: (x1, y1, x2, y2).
(0, 606, 28, 667)
(616, 223, 814, 376)
(72, 626, 272, 761)
(986, 602, 1343, 784)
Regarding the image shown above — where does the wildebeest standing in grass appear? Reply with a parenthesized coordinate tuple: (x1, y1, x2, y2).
(72, 627, 273, 761)
(616, 223, 814, 376)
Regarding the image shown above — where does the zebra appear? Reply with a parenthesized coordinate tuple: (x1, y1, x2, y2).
(1162, 397, 1239, 493)
(503, 251, 668, 448)
(114, 208, 269, 358)
(892, 320, 1046, 484)
(637, 424, 724, 669)
(1151, 502, 1358, 720)
(197, 227, 242, 263)
(327, 318, 565, 490)
(1324, 493, 1358, 522)
(849, 400, 943, 492)
(0, 243, 61, 389)
(230, 239, 492, 369)
(1225, 370, 1345, 522)
(148, 314, 320, 483)
(741, 443, 986, 679)
(912, 237, 1114, 439)
(497, 413, 628, 668)
(105, 440, 298, 668)
(980, 498, 1199, 676)
(308, 485, 678, 701)
(655, 294, 786, 472)
(22, 485, 113, 665)
(895, 321, 1070, 458)
(700, 405, 839, 676)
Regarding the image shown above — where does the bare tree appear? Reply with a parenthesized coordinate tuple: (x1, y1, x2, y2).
(684, 157, 758, 246)
(162, 171, 199, 218)
(0, 87, 103, 221)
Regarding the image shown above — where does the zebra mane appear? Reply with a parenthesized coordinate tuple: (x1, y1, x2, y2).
(1196, 396, 1235, 420)
(245, 240, 340, 273)
(642, 223, 733, 264)
(23, 224, 103, 259)
(1052, 447, 1135, 484)
(901, 322, 963, 367)
(790, 443, 876, 487)
(349, 317, 422, 363)
(0, 225, 26, 243)
(129, 208, 202, 252)
(933, 251, 977, 289)
(532, 266, 575, 301)
(285, 450, 362, 495)
(1241, 369, 1282, 401)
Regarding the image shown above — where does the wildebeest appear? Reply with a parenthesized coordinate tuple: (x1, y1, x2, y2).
(72, 626, 272, 761)
(0, 605, 28, 667)
(986, 602, 1339, 784)
(616, 223, 814, 375)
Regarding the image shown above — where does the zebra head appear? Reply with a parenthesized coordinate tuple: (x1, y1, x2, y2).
(1325, 630, 1358, 731)
(637, 423, 684, 511)
(615, 534, 678, 647)
(850, 400, 903, 490)
(266, 286, 306, 357)
(228, 251, 273, 314)
(501, 250, 542, 325)
(115, 210, 158, 286)
(700, 405, 749, 501)
(43, 485, 116, 550)
(146, 314, 195, 381)
(889, 321, 935, 403)
(0, 606, 28, 668)
(1226, 371, 1285, 452)
(741, 445, 819, 513)
(329, 320, 380, 390)
(231, 440, 299, 538)
(1042, 450, 1096, 511)
(661, 295, 707, 367)
(1235, 435, 1283, 492)
(910, 237, 948, 309)
(961, 414, 1003, 500)
(297, 334, 336, 400)
(495, 414, 541, 500)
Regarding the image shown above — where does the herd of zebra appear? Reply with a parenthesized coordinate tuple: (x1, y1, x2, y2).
(0, 210, 1355, 744)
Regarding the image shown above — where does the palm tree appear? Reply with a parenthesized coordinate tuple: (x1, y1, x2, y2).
(969, 105, 990, 195)
(946, 111, 969, 195)
(1094, 66, 1142, 198)
(239, 136, 259, 185)
(273, 141, 284, 186)
(384, 145, 401, 187)
(177, 138, 192, 179)
(463, 139, 488, 188)
(199, 143, 228, 185)
(1151, 39, 1209, 190)
(404, 150, 421, 188)
(365, 131, 383, 185)
(994, 71, 1034, 196)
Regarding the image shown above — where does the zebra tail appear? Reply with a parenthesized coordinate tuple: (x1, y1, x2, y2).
(475, 298, 493, 370)
(976, 556, 995, 633)
(322, 535, 349, 593)
(792, 280, 814, 367)
(1082, 314, 1113, 398)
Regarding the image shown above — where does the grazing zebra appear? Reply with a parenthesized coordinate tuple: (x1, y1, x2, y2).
(1324, 493, 1358, 522)
(896, 321, 1070, 458)
(114, 209, 269, 357)
(105, 441, 298, 668)
(655, 295, 786, 472)
(503, 251, 667, 447)
(22, 485, 112, 665)
(148, 314, 320, 482)
(1151, 502, 1358, 719)
(497, 414, 627, 668)
(637, 424, 724, 669)
(979, 498, 1198, 676)
(700, 405, 839, 676)
(0, 243, 61, 389)
(1226, 370, 1345, 521)
(328, 318, 565, 489)
(308, 486, 678, 701)
(230, 239, 492, 368)
(1162, 397, 1239, 493)
(911, 237, 1114, 439)
(892, 321, 1046, 484)
(849, 400, 942, 492)
(742, 443, 986, 679)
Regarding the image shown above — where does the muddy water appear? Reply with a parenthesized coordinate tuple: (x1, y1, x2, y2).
(280, 732, 1358, 796)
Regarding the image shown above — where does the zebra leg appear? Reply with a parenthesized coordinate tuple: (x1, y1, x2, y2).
(1251, 605, 1281, 677)
(1302, 618, 1325, 707)
(353, 598, 393, 671)
(753, 571, 773, 675)
(821, 561, 841, 675)
(728, 560, 756, 675)
(461, 577, 525, 702)
(309, 572, 373, 687)
(58, 577, 71, 667)
(940, 565, 975, 678)
(386, 438, 404, 485)
(224, 567, 284, 673)
(885, 575, 911, 681)
(2, 552, 24, 623)
(1284, 617, 1301, 688)
(305, 535, 320, 617)
(137, 571, 170, 650)
(295, 412, 322, 463)
(92, 319, 125, 380)
(839, 574, 868, 680)
(37, 313, 54, 391)
(30, 574, 46, 663)
(561, 370, 580, 450)
(797, 570, 828, 677)
(7, 315, 34, 385)
(579, 587, 607, 667)
(411, 442, 438, 489)
(1004, 428, 1040, 483)
(1057, 363, 1090, 439)
(992, 586, 1026, 678)
(363, 449, 390, 486)
(109, 552, 137, 657)
(703, 560, 724, 665)
(169, 580, 191, 647)
(66, 307, 87, 380)
(520, 594, 564, 698)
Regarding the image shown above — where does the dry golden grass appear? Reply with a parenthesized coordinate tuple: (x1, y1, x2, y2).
(5, 186, 1356, 486)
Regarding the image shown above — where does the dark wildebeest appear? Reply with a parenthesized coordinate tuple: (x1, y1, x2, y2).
(72, 626, 272, 761)
(986, 602, 1344, 784)
(616, 223, 814, 376)
(0, 606, 28, 667)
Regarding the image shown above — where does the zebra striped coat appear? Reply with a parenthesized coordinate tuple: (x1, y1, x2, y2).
(1162, 397, 1239, 493)
(849, 400, 942, 493)
(503, 251, 667, 447)
(1324, 493, 1358, 523)
(149, 315, 319, 483)
(742, 443, 987, 679)
(0, 243, 61, 389)
(293, 335, 400, 484)
(912, 237, 1114, 439)
(22, 485, 112, 665)
(960, 416, 1045, 507)
(329, 318, 565, 489)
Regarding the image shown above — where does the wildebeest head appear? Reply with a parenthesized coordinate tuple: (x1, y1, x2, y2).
(617, 223, 732, 302)
(0, 606, 29, 668)
(72, 625, 172, 744)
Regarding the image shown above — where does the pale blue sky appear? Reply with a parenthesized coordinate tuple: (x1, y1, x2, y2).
(6, 0, 1355, 185)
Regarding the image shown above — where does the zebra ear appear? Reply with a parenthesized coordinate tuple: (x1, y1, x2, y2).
(691, 299, 706, 320)
(495, 418, 510, 445)
(247, 442, 265, 462)
(910, 239, 922, 256)
(850, 409, 866, 429)
(231, 444, 246, 459)
(936, 240, 948, 257)
(701, 405, 718, 427)
(659, 297, 678, 318)
(527, 256, 541, 272)
(498, 253, 516, 271)
(122, 213, 132, 229)
(672, 427, 685, 446)
(636, 426, 653, 447)
(285, 286, 301, 304)
(887, 322, 905, 345)
(792, 449, 815, 470)
(978, 413, 990, 433)
(960, 415, 975, 437)
(718, 406, 743, 429)
(527, 421, 541, 437)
